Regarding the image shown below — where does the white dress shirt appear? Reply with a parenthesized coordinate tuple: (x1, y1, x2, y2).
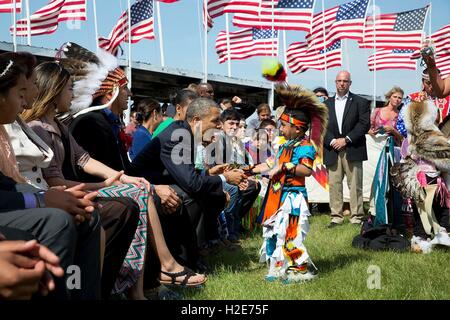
(335, 93, 349, 134)
(330, 93, 352, 147)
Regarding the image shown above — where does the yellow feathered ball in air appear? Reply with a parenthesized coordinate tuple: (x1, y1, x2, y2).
(261, 58, 287, 82)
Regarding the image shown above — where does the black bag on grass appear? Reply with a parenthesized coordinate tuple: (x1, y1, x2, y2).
(352, 220, 410, 252)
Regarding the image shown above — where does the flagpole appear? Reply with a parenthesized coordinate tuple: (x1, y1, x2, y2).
(126, 0, 133, 124)
(225, 13, 231, 77)
(344, 39, 350, 72)
(156, 0, 166, 67)
(127, 0, 132, 86)
(425, 4, 432, 51)
(372, 0, 376, 109)
(25, 0, 31, 46)
(203, 0, 208, 82)
(12, 0, 17, 52)
(92, 0, 99, 52)
(321, 0, 327, 91)
(283, 30, 287, 81)
(270, 0, 275, 109)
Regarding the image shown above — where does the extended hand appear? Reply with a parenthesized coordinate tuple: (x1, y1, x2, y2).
(238, 179, 249, 191)
(223, 169, 246, 186)
(268, 164, 282, 179)
(208, 164, 230, 176)
(421, 44, 436, 67)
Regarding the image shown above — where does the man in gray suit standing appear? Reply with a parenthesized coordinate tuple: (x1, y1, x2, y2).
(323, 71, 371, 228)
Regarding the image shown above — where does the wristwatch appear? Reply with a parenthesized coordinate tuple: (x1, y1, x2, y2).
(149, 184, 156, 196)
(345, 136, 351, 145)
(34, 190, 46, 208)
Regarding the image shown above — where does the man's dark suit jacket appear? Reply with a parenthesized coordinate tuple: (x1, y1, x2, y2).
(0, 171, 27, 212)
(130, 120, 225, 200)
(323, 92, 371, 167)
(69, 110, 132, 182)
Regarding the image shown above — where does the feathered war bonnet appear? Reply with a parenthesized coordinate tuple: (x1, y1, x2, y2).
(276, 84, 329, 150)
(56, 42, 128, 118)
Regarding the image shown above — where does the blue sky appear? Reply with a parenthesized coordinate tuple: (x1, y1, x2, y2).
(1, 0, 449, 97)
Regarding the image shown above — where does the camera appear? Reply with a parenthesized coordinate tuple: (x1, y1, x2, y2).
(421, 46, 434, 57)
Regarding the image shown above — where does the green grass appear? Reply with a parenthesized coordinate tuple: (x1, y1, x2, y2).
(179, 214, 449, 300)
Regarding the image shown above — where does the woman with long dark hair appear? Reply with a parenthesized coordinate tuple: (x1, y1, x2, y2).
(21, 61, 206, 299)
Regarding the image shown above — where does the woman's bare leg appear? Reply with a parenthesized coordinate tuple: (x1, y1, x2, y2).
(146, 197, 206, 284)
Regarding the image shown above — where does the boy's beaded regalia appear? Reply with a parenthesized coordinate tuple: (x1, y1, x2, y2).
(258, 85, 328, 283)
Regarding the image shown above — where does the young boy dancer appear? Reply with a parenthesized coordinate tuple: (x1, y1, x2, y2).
(251, 85, 328, 283)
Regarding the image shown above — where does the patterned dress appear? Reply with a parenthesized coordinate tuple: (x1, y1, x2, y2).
(258, 137, 316, 280)
(96, 183, 148, 294)
(371, 107, 398, 131)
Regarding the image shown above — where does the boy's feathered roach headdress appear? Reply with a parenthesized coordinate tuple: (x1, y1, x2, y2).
(56, 42, 128, 118)
(276, 85, 329, 149)
(261, 59, 328, 149)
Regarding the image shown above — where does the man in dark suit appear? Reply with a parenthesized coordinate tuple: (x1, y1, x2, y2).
(130, 98, 246, 268)
(323, 71, 371, 228)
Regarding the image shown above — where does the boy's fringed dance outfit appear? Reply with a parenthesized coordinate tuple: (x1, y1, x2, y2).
(258, 85, 328, 283)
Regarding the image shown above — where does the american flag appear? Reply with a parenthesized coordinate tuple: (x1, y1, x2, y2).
(0, 0, 21, 13)
(207, 0, 261, 19)
(306, 0, 369, 51)
(287, 40, 342, 74)
(436, 55, 450, 79)
(368, 49, 417, 71)
(99, 0, 155, 54)
(359, 6, 429, 50)
(233, 0, 315, 32)
(215, 28, 278, 63)
(410, 24, 450, 59)
(431, 24, 450, 57)
(10, 0, 85, 36)
(203, 1, 214, 31)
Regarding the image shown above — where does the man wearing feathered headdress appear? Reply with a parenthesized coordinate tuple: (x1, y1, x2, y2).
(251, 85, 328, 283)
(55, 42, 133, 180)
(58, 42, 180, 214)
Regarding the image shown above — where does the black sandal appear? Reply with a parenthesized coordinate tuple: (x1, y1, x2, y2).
(159, 267, 207, 287)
